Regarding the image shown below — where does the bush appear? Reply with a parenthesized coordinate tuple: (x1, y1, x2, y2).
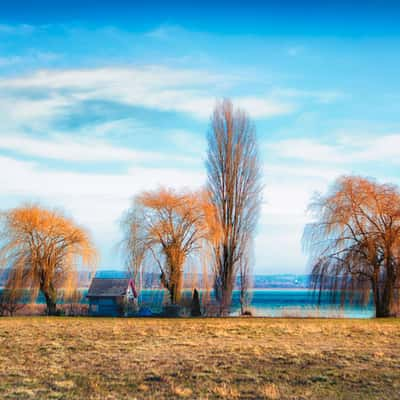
(162, 304, 181, 317)
(0, 290, 26, 316)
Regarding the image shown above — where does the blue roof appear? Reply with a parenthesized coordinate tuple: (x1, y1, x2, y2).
(94, 270, 129, 279)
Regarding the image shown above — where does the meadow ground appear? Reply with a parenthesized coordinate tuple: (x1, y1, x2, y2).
(0, 317, 399, 399)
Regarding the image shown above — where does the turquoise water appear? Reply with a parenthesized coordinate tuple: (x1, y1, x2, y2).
(136, 289, 374, 318)
(231, 289, 374, 318)
(0, 288, 375, 318)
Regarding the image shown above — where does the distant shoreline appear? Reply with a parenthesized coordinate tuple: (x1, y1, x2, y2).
(0, 287, 311, 291)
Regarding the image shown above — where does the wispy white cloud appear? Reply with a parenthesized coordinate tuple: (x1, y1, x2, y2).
(0, 66, 224, 120)
(265, 164, 344, 182)
(273, 88, 344, 104)
(266, 134, 400, 164)
(0, 133, 196, 164)
(0, 66, 219, 90)
(0, 65, 296, 120)
(0, 155, 205, 198)
(169, 130, 206, 154)
(0, 96, 70, 126)
(233, 96, 294, 118)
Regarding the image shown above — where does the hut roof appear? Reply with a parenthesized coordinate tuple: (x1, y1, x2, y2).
(87, 278, 130, 297)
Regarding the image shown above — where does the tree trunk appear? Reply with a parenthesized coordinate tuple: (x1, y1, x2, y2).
(169, 270, 183, 305)
(374, 260, 395, 318)
(214, 248, 236, 315)
(376, 298, 391, 317)
(376, 284, 394, 318)
(220, 275, 234, 316)
(165, 247, 185, 305)
(43, 287, 57, 316)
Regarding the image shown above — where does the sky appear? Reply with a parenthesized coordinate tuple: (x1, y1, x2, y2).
(0, 1, 399, 273)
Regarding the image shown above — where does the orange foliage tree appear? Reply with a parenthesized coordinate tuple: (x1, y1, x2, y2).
(0, 205, 97, 315)
(123, 188, 215, 305)
(303, 176, 400, 317)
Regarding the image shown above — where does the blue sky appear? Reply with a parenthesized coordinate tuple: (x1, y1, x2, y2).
(0, 2, 399, 273)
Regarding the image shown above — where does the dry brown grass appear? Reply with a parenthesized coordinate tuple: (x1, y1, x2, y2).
(0, 317, 399, 399)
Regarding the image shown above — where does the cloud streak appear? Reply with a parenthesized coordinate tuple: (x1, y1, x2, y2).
(267, 134, 400, 164)
(0, 133, 197, 164)
(0, 65, 295, 120)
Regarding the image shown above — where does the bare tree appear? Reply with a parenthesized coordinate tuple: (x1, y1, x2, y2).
(0, 205, 97, 315)
(121, 200, 148, 296)
(63, 289, 84, 316)
(0, 289, 26, 316)
(124, 188, 212, 305)
(303, 176, 400, 318)
(206, 99, 262, 314)
(238, 243, 253, 315)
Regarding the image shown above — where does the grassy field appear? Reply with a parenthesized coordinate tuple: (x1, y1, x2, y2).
(0, 318, 399, 399)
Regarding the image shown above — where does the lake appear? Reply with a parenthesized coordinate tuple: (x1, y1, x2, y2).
(1, 288, 374, 318)
(231, 289, 374, 318)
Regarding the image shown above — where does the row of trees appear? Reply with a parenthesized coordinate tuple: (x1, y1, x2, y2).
(121, 99, 262, 314)
(0, 100, 262, 316)
(0, 99, 399, 317)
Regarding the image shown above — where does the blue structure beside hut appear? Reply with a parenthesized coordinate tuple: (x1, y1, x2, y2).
(87, 271, 137, 317)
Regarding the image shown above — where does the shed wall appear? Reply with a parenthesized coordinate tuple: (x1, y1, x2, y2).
(88, 297, 124, 317)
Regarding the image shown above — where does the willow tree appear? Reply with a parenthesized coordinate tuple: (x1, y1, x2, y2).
(126, 188, 212, 305)
(0, 205, 97, 315)
(303, 176, 400, 318)
(121, 200, 148, 295)
(206, 99, 262, 314)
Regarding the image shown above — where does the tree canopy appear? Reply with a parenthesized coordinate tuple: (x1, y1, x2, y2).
(123, 188, 215, 305)
(303, 176, 400, 317)
(0, 205, 97, 315)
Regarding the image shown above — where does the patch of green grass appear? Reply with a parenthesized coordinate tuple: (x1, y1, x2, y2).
(0, 317, 399, 399)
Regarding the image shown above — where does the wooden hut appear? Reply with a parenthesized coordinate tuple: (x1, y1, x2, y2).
(87, 276, 137, 317)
